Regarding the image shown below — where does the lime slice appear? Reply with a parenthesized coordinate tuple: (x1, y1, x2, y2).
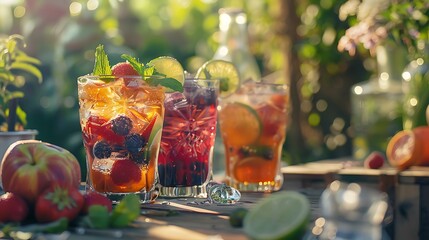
(148, 114, 164, 146)
(148, 56, 185, 92)
(195, 60, 240, 98)
(243, 191, 310, 240)
(219, 102, 261, 146)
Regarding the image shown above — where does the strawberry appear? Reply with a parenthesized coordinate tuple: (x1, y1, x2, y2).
(81, 191, 113, 214)
(111, 159, 142, 185)
(35, 184, 84, 223)
(111, 62, 139, 76)
(84, 115, 125, 145)
(0, 192, 29, 223)
(364, 151, 385, 169)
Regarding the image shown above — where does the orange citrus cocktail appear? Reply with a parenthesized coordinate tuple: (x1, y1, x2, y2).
(218, 81, 289, 192)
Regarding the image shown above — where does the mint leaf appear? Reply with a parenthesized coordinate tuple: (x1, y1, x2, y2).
(121, 54, 144, 74)
(87, 205, 110, 229)
(93, 44, 112, 75)
(144, 65, 155, 76)
(109, 194, 140, 228)
(147, 76, 184, 92)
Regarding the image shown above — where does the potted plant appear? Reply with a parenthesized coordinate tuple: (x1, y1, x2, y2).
(0, 34, 42, 159)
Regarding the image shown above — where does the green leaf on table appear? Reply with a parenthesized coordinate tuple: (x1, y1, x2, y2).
(110, 194, 140, 228)
(16, 218, 69, 234)
(83, 205, 110, 229)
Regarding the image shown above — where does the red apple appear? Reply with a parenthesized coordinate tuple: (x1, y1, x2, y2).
(0, 140, 81, 204)
(0, 192, 29, 222)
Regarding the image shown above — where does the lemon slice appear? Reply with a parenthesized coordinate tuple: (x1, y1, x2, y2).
(195, 60, 240, 98)
(148, 56, 185, 92)
(243, 191, 310, 240)
(219, 102, 261, 146)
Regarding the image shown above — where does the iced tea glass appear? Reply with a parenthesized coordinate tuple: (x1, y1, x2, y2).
(77, 75, 165, 203)
(218, 81, 289, 192)
(158, 78, 219, 198)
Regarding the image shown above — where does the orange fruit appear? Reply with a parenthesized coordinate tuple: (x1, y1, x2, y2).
(386, 126, 429, 170)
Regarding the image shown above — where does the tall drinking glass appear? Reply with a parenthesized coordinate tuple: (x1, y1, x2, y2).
(77, 75, 165, 203)
(158, 78, 219, 198)
(218, 81, 289, 192)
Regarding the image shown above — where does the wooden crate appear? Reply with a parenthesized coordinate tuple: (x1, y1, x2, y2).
(281, 160, 429, 240)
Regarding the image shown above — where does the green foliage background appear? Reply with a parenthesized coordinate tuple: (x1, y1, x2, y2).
(0, 0, 374, 177)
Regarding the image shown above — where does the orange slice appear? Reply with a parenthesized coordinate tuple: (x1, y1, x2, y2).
(219, 102, 261, 146)
(234, 156, 276, 182)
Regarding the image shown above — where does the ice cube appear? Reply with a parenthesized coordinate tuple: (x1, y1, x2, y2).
(91, 157, 115, 173)
(206, 182, 241, 204)
(165, 92, 188, 110)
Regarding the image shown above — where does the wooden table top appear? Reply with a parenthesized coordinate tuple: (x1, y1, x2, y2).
(67, 192, 270, 240)
(5, 160, 429, 239)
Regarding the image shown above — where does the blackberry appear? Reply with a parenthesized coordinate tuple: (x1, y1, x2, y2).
(93, 140, 112, 159)
(125, 133, 146, 153)
(111, 115, 132, 136)
(194, 89, 217, 109)
(130, 150, 149, 165)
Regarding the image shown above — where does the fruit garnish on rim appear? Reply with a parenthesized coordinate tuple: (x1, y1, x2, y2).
(195, 59, 240, 98)
(92, 44, 184, 93)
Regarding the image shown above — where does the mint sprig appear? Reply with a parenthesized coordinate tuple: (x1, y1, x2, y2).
(79, 194, 140, 229)
(91, 44, 183, 92)
(121, 54, 183, 92)
(92, 44, 112, 76)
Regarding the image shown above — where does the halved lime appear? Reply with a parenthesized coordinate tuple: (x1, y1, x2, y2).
(148, 56, 185, 92)
(195, 60, 240, 98)
(243, 191, 310, 240)
(219, 102, 261, 146)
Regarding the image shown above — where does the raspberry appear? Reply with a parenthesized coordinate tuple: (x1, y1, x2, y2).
(111, 115, 132, 136)
(110, 160, 142, 185)
(125, 134, 146, 153)
(93, 140, 112, 159)
(111, 62, 139, 76)
(364, 151, 385, 169)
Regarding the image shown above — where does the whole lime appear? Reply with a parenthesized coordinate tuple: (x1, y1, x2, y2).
(229, 208, 249, 228)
